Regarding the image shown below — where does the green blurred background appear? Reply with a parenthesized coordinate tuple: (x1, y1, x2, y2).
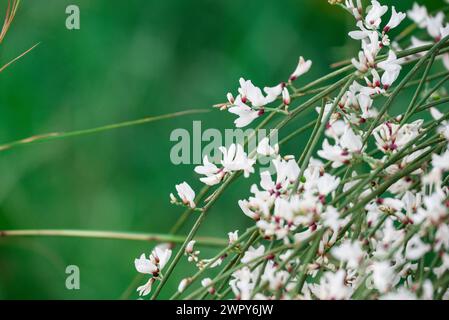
(0, 0, 443, 299)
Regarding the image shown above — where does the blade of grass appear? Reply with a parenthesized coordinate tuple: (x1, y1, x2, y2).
(0, 109, 209, 152)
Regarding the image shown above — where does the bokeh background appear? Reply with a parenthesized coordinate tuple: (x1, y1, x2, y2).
(0, 0, 443, 299)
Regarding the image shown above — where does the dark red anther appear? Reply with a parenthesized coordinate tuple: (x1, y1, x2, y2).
(258, 109, 265, 116)
(319, 194, 326, 204)
(266, 253, 275, 260)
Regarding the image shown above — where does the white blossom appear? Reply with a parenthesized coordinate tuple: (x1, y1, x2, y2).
(289, 56, 312, 81)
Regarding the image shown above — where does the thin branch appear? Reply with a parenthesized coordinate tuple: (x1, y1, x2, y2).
(0, 229, 228, 247)
(0, 109, 210, 152)
(0, 42, 40, 73)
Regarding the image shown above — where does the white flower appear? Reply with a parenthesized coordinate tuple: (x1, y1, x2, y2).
(405, 235, 430, 260)
(322, 206, 348, 233)
(432, 150, 449, 172)
(263, 83, 284, 104)
(136, 278, 155, 297)
(241, 245, 265, 265)
(173, 182, 196, 208)
(289, 56, 312, 81)
(201, 278, 213, 287)
(434, 254, 449, 277)
(228, 97, 260, 128)
(384, 7, 406, 33)
(440, 23, 449, 39)
(372, 120, 422, 153)
(185, 240, 196, 254)
(228, 230, 239, 244)
(150, 246, 172, 270)
(178, 278, 191, 293)
(134, 246, 172, 296)
(426, 12, 445, 40)
(407, 3, 428, 28)
(195, 144, 255, 185)
(352, 51, 369, 72)
(194, 156, 224, 186)
(317, 139, 351, 168)
(377, 50, 402, 89)
(135, 253, 158, 275)
(220, 144, 255, 178)
(435, 224, 449, 252)
(229, 267, 256, 300)
(238, 78, 266, 107)
(282, 87, 291, 105)
(315, 270, 351, 300)
(340, 127, 363, 153)
(317, 173, 341, 196)
(430, 107, 449, 140)
(201, 278, 215, 294)
(238, 199, 262, 220)
(279, 157, 301, 181)
(418, 192, 448, 225)
(380, 287, 417, 300)
(371, 261, 396, 293)
(349, 21, 372, 40)
(226, 92, 235, 104)
(256, 137, 279, 156)
(345, 0, 363, 20)
(332, 240, 364, 269)
(365, 0, 388, 30)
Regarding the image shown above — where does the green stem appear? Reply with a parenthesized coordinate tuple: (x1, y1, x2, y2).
(0, 229, 227, 247)
(0, 109, 209, 152)
(401, 51, 438, 124)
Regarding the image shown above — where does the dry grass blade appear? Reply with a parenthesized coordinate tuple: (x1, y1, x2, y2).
(0, 0, 20, 45)
(0, 42, 40, 73)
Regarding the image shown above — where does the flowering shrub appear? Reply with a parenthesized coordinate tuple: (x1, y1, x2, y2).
(132, 0, 449, 300)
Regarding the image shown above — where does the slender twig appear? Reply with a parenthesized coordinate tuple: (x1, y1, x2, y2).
(0, 229, 228, 247)
(0, 42, 40, 73)
(0, 109, 209, 152)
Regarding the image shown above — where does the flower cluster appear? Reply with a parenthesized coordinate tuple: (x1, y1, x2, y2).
(222, 57, 311, 128)
(136, 0, 449, 301)
(134, 244, 172, 296)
